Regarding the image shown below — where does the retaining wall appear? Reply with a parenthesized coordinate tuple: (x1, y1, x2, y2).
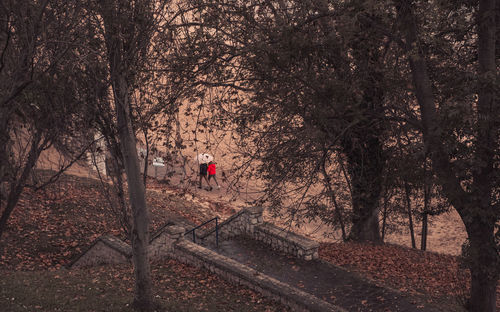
(204, 207, 319, 261)
(71, 206, 319, 268)
(171, 236, 344, 312)
(69, 208, 327, 311)
(70, 235, 132, 269)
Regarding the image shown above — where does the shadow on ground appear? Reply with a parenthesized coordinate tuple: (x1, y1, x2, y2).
(202, 236, 445, 312)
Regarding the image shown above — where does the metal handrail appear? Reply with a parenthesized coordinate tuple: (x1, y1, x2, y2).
(184, 217, 219, 247)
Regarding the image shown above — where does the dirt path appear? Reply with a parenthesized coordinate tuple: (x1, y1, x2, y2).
(156, 164, 468, 257)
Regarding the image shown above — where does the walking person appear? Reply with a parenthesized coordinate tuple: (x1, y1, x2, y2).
(199, 162, 209, 189)
(207, 161, 220, 190)
(196, 153, 213, 189)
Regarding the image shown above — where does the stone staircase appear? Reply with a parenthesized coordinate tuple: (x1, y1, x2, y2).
(69, 207, 339, 312)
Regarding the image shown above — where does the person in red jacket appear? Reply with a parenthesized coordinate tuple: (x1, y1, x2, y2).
(207, 161, 220, 190)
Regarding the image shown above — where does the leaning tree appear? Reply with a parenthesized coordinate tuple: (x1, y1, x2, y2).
(395, 0, 499, 310)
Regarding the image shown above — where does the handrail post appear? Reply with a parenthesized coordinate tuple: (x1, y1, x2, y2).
(185, 217, 219, 246)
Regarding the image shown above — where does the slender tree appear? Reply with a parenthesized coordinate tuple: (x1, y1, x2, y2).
(95, 1, 162, 309)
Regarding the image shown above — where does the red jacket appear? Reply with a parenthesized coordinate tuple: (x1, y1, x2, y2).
(207, 163, 216, 175)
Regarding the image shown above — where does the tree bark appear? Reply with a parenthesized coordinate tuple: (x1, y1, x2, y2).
(142, 128, 149, 187)
(421, 156, 430, 251)
(99, 1, 155, 309)
(344, 131, 384, 242)
(466, 219, 498, 311)
(404, 181, 416, 249)
(420, 212, 427, 251)
(0, 132, 44, 239)
(381, 193, 389, 241)
(114, 74, 154, 310)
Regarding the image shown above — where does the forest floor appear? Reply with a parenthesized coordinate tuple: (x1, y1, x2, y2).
(0, 172, 498, 311)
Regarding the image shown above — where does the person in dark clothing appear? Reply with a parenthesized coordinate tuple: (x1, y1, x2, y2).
(199, 162, 209, 189)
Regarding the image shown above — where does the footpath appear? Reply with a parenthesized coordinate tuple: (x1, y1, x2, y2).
(204, 236, 445, 312)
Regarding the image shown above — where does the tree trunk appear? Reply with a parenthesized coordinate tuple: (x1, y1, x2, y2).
(421, 155, 430, 251)
(344, 134, 383, 242)
(466, 220, 498, 312)
(420, 212, 428, 251)
(404, 181, 416, 249)
(142, 129, 149, 187)
(381, 193, 389, 241)
(466, 1, 499, 308)
(395, 0, 499, 310)
(99, 0, 156, 308)
(343, 110, 384, 242)
(114, 75, 154, 310)
(0, 132, 43, 240)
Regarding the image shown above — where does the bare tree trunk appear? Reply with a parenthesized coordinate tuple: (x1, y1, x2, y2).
(343, 133, 383, 242)
(381, 192, 389, 242)
(114, 75, 154, 310)
(420, 212, 428, 251)
(404, 181, 416, 249)
(421, 157, 430, 251)
(98, 1, 155, 308)
(142, 130, 150, 187)
(0, 132, 44, 239)
(466, 221, 498, 311)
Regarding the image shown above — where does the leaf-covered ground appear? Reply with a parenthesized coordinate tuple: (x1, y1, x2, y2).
(0, 174, 232, 271)
(0, 174, 284, 311)
(0, 173, 498, 311)
(0, 260, 285, 312)
(319, 242, 500, 310)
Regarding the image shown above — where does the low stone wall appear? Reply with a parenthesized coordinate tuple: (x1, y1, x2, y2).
(254, 223, 319, 260)
(172, 239, 345, 312)
(150, 225, 185, 260)
(203, 206, 319, 260)
(70, 235, 132, 269)
(70, 226, 185, 269)
(70, 225, 340, 311)
(71, 206, 319, 269)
